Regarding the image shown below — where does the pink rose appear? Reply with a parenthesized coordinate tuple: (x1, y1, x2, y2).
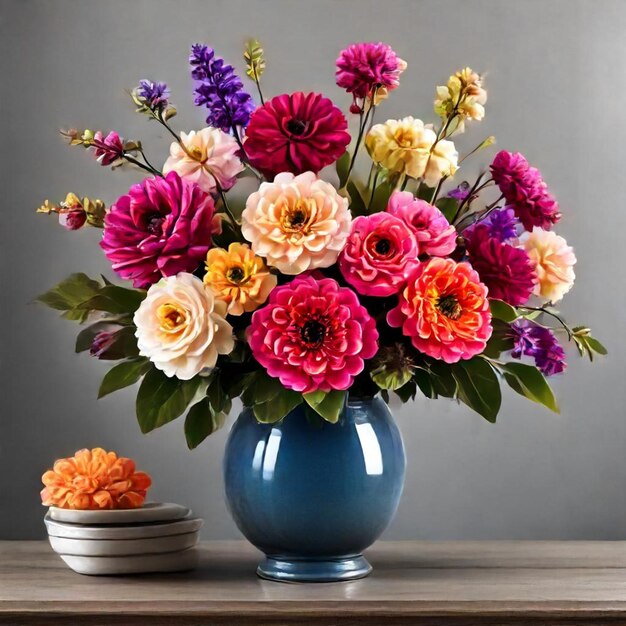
(338, 212, 419, 297)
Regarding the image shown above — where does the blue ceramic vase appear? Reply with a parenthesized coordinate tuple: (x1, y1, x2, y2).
(223, 396, 406, 582)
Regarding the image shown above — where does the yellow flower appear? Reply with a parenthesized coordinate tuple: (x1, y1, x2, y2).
(204, 243, 277, 315)
(434, 67, 487, 133)
(365, 117, 458, 186)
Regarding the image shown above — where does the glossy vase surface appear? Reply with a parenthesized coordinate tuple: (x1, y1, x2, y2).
(223, 396, 406, 582)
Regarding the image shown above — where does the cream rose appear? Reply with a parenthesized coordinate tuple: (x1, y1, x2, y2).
(365, 116, 458, 186)
(520, 228, 576, 303)
(163, 127, 244, 195)
(134, 273, 234, 380)
(240, 171, 352, 274)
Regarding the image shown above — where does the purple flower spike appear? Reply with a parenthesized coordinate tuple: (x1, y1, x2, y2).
(135, 80, 170, 111)
(190, 44, 255, 133)
(510, 320, 567, 376)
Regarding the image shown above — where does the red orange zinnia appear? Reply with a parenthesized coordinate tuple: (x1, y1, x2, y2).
(41, 448, 152, 510)
(387, 258, 492, 363)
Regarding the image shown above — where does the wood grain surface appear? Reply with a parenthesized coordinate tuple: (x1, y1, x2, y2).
(3, 540, 626, 625)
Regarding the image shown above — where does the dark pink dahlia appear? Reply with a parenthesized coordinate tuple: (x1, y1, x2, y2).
(490, 150, 561, 231)
(100, 171, 219, 288)
(466, 225, 537, 306)
(244, 92, 350, 178)
(336, 42, 406, 108)
(92, 131, 125, 167)
(248, 276, 379, 393)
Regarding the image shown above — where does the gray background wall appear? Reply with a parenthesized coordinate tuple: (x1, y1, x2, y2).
(1, 0, 624, 540)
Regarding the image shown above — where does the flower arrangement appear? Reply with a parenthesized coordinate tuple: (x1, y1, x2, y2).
(37, 40, 605, 448)
(41, 448, 152, 510)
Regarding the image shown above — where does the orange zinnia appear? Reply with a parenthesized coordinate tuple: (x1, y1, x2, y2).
(41, 448, 152, 510)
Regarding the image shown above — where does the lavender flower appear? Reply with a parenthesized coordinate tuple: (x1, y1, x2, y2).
(190, 44, 254, 133)
(447, 181, 471, 202)
(464, 207, 519, 247)
(135, 79, 170, 112)
(510, 320, 566, 376)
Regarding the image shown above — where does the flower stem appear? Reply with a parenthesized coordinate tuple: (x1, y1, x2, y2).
(344, 89, 378, 187)
(123, 154, 160, 176)
(519, 306, 573, 340)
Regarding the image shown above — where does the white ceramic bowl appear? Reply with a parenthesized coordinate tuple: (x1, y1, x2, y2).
(44, 513, 203, 540)
(48, 530, 200, 557)
(58, 547, 200, 575)
(48, 502, 189, 525)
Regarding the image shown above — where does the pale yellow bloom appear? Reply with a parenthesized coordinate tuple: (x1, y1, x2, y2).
(204, 243, 277, 316)
(434, 67, 487, 133)
(134, 273, 234, 380)
(520, 228, 576, 303)
(241, 172, 352, 275)
(365, 117, 458, 186)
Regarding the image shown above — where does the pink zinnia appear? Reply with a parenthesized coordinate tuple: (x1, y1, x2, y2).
(336, 42, 406, 110)
(339, 212, 419, 297)
(388, 258, 492, 363)
(386, 191, 457, 257)
(248, 276, 379, 393)
(490, 150, 561, 231)
(100, 171, 219, 288)
(466, 225, 537, 306)
(244, 92, 350, 178)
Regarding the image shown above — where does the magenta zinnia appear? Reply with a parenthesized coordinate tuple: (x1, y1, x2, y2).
(490, 150, 561, 231)
(465, 224, 537, 306)
(336, 42, 406, 110)
(101, 171, 219, 288)
(248, 276, 379, 393)
(244, 92, 350, 178)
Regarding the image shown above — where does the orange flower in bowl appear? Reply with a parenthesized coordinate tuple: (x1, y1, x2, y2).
(41, 448, 152, 510)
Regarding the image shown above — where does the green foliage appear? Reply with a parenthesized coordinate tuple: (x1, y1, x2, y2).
(136, 368, 209, 434)
(482, 319, 515, 359)
(346, 181, 367, 216)
(336, 151, 351, 188)
(303, 389, 347, 424)
(451, 357, 501, 422)
(489, 299, 519, 323)
(184, 372, 232, 449)
(98, 358, 151, 399)
(496, 362, 559, 413)
(36, 273, 102, 322)
(571, 326, 608, 362)
(243, 39, 266, 80)
(368, 180, 393, 214)
(240, 370, 303, 423)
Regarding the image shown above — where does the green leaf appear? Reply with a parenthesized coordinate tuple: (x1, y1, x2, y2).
(452, 357, 501, 422)
(416, 184, 435, 201)
(98, 358, 151, 399)
(79, 325, 139, 360)
(37, 273, 102, 313)
(336, 151, 351, 188)
(303, 390, 346, 424)
(585, 336, 607, 355)
(489, 299, 519, 323)
(427, 360, 457, 398)
(346, 181, 367, 217)
(482, 319, 515, 359)
(499, 362, 559, 413)
(413, 368, 436, 399)
(78, 285, 145, 315)
(368, 180, 392, 213)
(184, 398, 228, 449)
(136, 368, 208, 433)
(435, 197, 458, 222)
(76, 322, 120, 353)
(252, 387, 303, 424)
(395, 380, 417, 403)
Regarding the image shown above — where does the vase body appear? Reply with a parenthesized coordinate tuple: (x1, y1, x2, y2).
(223, 396, 406, 582)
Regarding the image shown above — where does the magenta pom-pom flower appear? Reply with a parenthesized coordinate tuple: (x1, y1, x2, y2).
(100, 171, 220, 288)
(336, 42, 406, 110)
(248, 276, 379, 393)
(465, 224, 537, 306)
(339, 212, 419, 297)
(386, 191, 457, 257)
(490, 150, 561, 232)
(244, 92, 350, 178)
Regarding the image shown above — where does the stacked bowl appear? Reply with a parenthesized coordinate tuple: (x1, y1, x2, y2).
(44, 502, 203, 575)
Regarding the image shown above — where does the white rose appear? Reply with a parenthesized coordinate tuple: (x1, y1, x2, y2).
(134, 273, 234, 380)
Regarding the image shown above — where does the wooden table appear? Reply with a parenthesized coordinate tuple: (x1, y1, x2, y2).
(3, 540, 626, 625)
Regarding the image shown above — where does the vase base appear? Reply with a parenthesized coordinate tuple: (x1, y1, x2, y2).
(257, 554, 372, 583)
